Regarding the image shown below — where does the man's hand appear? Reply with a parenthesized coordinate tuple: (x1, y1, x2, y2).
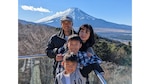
(56, 54, 63, 61)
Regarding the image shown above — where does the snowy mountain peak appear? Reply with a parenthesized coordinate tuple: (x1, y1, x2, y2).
(35, 8, 73, 23)
(35, 7, 131, 29)
(35, 7, 95, 23)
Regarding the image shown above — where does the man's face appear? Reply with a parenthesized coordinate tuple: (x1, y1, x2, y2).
(61, 20, 73, 32)
(67, 40, 82, 54)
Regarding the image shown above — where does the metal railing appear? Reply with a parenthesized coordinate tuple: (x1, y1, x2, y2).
(18, 54, 107, 84)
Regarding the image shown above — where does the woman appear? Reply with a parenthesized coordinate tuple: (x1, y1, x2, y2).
(78, 24, 106, 84)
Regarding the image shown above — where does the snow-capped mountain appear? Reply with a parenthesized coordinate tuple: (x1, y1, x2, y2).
(36, 8, 131, 30)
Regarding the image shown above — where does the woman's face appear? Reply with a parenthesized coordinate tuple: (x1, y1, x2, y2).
(79, 27, 90, 43)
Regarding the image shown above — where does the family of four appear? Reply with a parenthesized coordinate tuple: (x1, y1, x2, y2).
(45, 15, 105, 84)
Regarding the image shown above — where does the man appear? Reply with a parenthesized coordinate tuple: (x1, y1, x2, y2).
(45, 15, 76, 77)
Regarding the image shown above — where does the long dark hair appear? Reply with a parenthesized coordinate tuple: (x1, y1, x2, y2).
(78, 24, 95, 51)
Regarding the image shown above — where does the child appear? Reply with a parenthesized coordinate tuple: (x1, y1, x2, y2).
(54, 52, 86, 84)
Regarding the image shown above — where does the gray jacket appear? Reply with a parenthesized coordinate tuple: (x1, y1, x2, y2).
(54, 69, 86, 84)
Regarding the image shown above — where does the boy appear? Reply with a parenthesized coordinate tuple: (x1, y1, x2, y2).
(54, 52, 86, 84)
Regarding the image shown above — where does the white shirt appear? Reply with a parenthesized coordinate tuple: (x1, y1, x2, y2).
(64, 73, 71, 84)
(65, 36, 68, 40)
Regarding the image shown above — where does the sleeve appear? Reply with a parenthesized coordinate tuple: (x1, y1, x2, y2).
(45, 35, 58, 58)
(87, 47, 103, 62)
(87, 47, 95, 55)
(77, 52, 91, 67)
(57, 43, 67, 54)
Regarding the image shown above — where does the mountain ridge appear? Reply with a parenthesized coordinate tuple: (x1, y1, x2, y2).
(35, 7, 131, 30)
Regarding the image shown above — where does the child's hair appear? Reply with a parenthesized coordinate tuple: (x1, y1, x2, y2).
(67, 34, 82, 44)
(63, 52, 78, 62)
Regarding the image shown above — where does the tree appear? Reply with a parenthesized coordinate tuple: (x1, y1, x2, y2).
(93, 41, 111, 61)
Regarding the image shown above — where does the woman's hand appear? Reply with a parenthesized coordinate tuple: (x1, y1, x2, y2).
(87, 52, 93, 57)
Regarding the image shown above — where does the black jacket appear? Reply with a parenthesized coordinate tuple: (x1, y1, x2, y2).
(46, 29, 76, 58)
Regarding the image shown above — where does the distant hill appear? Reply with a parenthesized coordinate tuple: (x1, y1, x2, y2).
(35, 7, 131, 30)
(19, 19, 36, 25)
(18, 19, 57, 55)
(19, 19, 131, 43)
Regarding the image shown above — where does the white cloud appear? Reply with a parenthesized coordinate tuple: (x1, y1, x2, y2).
(21, 5, 51, 13)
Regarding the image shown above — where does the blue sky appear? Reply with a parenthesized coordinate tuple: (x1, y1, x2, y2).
(18, 0, 132, 26)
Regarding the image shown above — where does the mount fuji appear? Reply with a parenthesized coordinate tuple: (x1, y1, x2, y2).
(36, 8, 131, 30)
